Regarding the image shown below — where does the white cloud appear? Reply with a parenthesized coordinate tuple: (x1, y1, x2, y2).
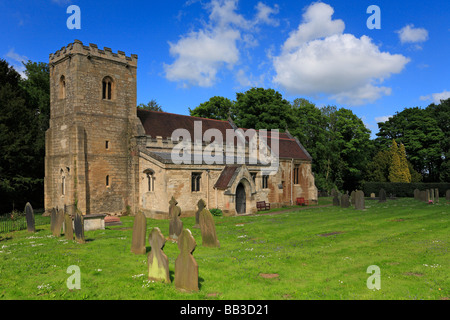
(375, 115, 392, 123)
(420, 90, 450, 104)
(164, 0, 279, 87)
(4, 48, 28, 78)
(397, 24, 429, 44)
(273, 2, 410, 106)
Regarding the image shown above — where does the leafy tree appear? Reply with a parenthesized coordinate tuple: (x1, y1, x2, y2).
(189, 96, 234, 120)
(233, 88, 294, 130)
(137, 99, 163, 112)
(388, 140, 411, 183)
(366, 150, 391, 182)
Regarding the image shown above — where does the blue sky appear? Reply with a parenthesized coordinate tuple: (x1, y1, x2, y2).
(1, 0, 449, 137)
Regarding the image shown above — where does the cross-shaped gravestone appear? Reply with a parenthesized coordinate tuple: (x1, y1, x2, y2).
(193, 199, 206, 229)
(199, 208, 220, 247)
(25, 202, 35, 233)
(74, 210, 85, 244)
(168, 196, 177, 220)
(169, 197, 183, 240)
(175, 229, 199, 292)
(147, 227, 170, 283)
(131, 211, 147, 255)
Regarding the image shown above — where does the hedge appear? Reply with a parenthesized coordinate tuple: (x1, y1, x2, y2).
(362, 182, 450, 198)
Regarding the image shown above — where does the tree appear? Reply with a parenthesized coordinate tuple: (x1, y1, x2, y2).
(388, 140, 411, 183)
(189, 96, 234, 120)
(233, 88, 294, 130)
(137, 99, 163, 112)
(366, 150, 391, 182)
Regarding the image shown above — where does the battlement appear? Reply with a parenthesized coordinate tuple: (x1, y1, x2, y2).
(49, 39, 138, 67)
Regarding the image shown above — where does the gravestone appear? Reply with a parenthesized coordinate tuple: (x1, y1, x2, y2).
(64, 212, 73, 241)
(340, 194, 350, 208)
(435, 188, 439, 203)
(350, 191, 356, 205)
(169, 197, 183, 240)
(74, 210, 85, 244)
(331, 189, 338, 197)
(333, 194, 340, 206)
(378, 189, 386, 203)
(175, 229, 199, 292)
(419, 190, 427, 202)
(430, 188, 435, 203)
(50, 207, 57, 234)
(131, 211, 147, 255)
(147, 227, 170, 283)
(354, 190, 365, 210)
(168, 196, 177, 220)
(193, 199, 206, 229)
(25, 202, 35, 233)
(414, 189, 420, 200)
(446, 189, 450, 201)
(370, 193, 375, 198)
(52, 208, 64, 237)
(199, 208, 220, 247)
(426, 189, 430, 202)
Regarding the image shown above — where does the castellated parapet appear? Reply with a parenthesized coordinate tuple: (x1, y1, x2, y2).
(49, 39, 138, 67)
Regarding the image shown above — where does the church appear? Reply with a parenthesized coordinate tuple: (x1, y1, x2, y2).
(44, 40, 317, 218)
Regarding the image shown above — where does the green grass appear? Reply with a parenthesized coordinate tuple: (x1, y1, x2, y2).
(0, 197, 448, 300)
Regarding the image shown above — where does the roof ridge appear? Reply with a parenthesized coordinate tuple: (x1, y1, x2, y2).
(137, 109, 231, 124)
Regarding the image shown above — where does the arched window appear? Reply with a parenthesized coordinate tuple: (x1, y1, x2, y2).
(102, 76, 114, 100)
(144, 169, 155, 192)
(59, 75, 66, 99)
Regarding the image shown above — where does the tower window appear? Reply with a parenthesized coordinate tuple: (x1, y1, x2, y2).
(102, 76, 114, 100)
(61, 176, 66, 195)
(106, 175, 110, 187)
(59, 75, 66, 99)
(105, 140, 109, 149)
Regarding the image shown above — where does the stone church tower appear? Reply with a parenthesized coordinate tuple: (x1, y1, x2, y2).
(44, 40, 143, 215)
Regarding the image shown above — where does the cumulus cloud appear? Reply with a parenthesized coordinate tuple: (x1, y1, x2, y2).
(420, 90, 450, 104)
(397, 24, 429, 44)
(273, 2, 410, 106)
(375, 115, 392, 123)
(164, 0, 279, 87)
(4, 48, 28, 78)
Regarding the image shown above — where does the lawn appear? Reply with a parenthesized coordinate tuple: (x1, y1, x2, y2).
(0, 197, 448, 300)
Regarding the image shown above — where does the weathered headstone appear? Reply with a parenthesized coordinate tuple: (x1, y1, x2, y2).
(193, 199, 206, 229)
(175, 229, 199, 292)
(74, 210, 85, 244)
(25, 202, 35, 233)
(199, 208, 220, 247)
(333, 194, 340, 206)
(419, 190, 427, 202)
(131, 211, 147, 255)
(169, 197, 183, 240)
(379, 188, 386, 203)
(426, 189, 430, 202)
(350, 191, 356, 205)
(430, 188, 435, 203)
(435, 188, 439, 203)
(331, 189, 338, 197)
(50, 207, 57, 234)
(52, 208, 64, 236)
(370, 193, 376, 198)
(354, 190, 365, 210)
(446, 189, 450, 201)
(64, 212, 73, 241)
(168, 196, 177, 220)
(414, 189, 420, 200)
(147, 227, 170, 283)
(340, 194, 350, 208)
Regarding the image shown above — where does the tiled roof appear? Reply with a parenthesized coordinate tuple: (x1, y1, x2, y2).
(137, 109, 311, 161)
(214, 165, 240, 190)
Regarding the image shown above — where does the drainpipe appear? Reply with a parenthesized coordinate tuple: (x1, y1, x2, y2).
(206, 169, 210, 209)
(291, 158, 294, 206)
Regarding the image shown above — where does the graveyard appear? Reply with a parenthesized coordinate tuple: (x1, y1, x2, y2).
(0, 195, 448, 300)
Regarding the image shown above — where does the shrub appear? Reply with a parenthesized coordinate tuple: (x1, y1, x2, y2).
(209, 208, 223, 217)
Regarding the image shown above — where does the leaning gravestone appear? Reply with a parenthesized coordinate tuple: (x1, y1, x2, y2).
(131, 211, 147, 255)
(446, 189, 450, 201)
(414, 189, 420, 200)
(193, 199, 206, 229)
(147, 227, 170, 283)
(341, 194, 350, 208)
(199, 208, 220, 247)
(74, 211, 85, 244)
(355, 190, 365, 210)
(25, 202, 35, 233)
(333, 194, 340, 206)
(379, 189, 387, 203)
(175, 229, 199, 292)
(169, 198, 183, 240)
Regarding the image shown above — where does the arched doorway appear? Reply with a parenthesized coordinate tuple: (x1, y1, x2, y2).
(236, 183, 246, 214)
